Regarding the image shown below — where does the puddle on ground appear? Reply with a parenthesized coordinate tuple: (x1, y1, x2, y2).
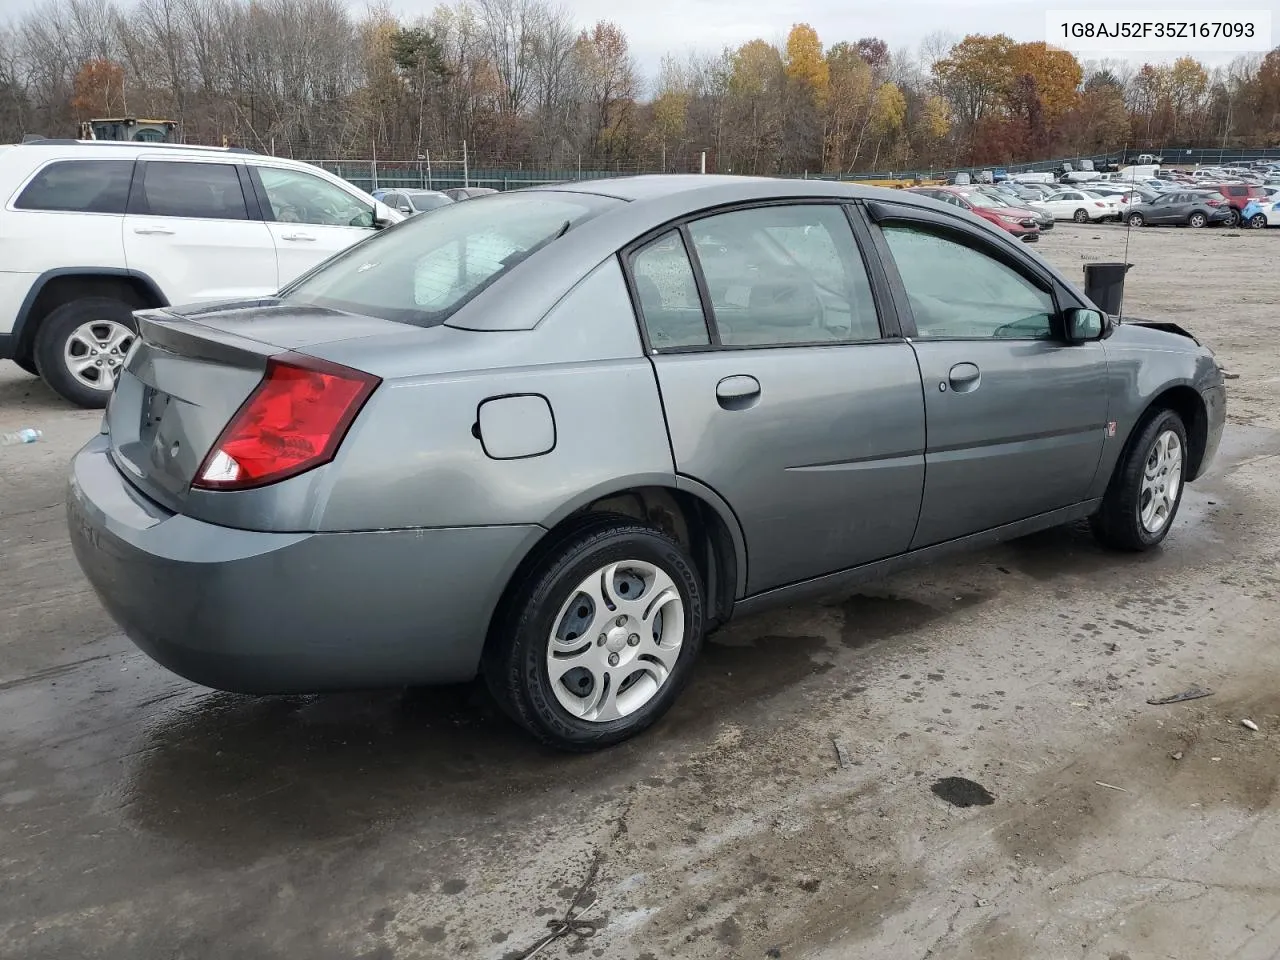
(931, 777, 995, 808)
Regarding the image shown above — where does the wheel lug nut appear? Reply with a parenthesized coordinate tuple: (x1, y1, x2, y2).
(627, 634, 640, 646)
(615, 616, 626, 627)
(608, 653, 619, 666)
(597, 634, 606, 646)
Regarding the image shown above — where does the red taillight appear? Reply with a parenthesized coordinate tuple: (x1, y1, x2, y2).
(193, 353, 380, 491)
(1094, 202, 1106, 207)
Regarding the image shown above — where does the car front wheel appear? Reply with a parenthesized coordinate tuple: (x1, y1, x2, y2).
(1073, 208, 1090, 223)
(33, 298, 138, 408)
(1091, 409, 1188, 552)
(484, 514, 706, 751)
(1223, 209, 1241, 228)
(1248, 213, 1267, 229)
(1127, 213, 1145, 227)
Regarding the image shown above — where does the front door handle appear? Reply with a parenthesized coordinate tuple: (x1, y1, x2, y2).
(133, 226, 175, 236)
(280, 232, 316, 242)
(946, 362, 981, 393)
(716, 374, 761, 410)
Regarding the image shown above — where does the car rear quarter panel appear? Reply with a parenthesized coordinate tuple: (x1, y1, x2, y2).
(187, 258, 678, 533)
(1088, 324, 1225, 496)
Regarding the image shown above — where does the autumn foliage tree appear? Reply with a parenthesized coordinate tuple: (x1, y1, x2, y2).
(71, 59, 127, 118)
(0, 0, 1277, 176)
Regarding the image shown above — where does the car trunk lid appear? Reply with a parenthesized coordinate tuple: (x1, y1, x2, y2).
(108, 300, 402, 511)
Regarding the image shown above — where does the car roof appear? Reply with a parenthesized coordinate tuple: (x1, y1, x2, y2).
(425, 174, 1064, 335)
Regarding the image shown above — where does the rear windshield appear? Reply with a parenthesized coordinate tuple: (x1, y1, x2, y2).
(281, 190, 620, 326)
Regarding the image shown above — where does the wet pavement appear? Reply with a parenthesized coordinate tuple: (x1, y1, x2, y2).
(3, 226, 1280, 959)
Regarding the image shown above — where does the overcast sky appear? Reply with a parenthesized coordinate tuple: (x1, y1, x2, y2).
(380, 0, 1257, 78)
(4, 0, 1259, 79)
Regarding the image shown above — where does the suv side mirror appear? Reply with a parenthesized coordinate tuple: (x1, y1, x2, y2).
(1063, 307, 1106, 342)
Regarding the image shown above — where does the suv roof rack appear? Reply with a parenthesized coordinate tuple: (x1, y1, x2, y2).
(17, 139, 257, 155)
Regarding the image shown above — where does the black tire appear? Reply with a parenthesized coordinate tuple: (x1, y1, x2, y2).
(1127, 212, 1145, 227)
(33, 298, 138, 409)
(1090, 409, 1189, 552)
(483, 514, 706, 752)
(11, 354, 38, 376)
(1223, 208, 1240, 228)
(1073, 208, 1090, 223)
(1188, 212, 1207, 228)
(1248, 213, 1267, 229)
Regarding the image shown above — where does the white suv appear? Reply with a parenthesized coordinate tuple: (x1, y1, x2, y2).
(0, 140, 400, 407)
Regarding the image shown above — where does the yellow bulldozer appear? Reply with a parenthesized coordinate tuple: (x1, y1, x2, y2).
(78, 117, 178, 143)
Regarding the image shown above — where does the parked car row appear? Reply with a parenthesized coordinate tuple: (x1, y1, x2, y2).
(370, 185, 498, 215)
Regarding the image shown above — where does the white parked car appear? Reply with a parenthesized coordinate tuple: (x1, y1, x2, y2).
(1030, 189, 1120, 223)
(0, 139, 401, 406)
(1252, 200, 1280, 228)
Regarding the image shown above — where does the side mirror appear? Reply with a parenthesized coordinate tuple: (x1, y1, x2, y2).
(1063, 307, 1106, 343)
(372, 200, 398, 229)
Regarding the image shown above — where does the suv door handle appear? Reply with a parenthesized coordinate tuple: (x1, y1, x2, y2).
(133, 226, 175, 236)
(280, 232, 316, 242)
(716, 375, 761, 410)
(946, 362, 981, 393)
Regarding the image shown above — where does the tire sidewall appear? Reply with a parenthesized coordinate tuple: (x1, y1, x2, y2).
(1074, 209, 1089, 222)
(1189, 213, 1206, 228)
(1127, 411, 1189, 548)
(1128, 213, 1144, 227)
(506, 526, 705, 749)
(33, 298, 137, 409)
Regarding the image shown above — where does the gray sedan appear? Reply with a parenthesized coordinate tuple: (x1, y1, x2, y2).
(66, 176, 1226, 751)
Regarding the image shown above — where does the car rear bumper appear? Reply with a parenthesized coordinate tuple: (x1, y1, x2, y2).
(66, 435, 544, 693)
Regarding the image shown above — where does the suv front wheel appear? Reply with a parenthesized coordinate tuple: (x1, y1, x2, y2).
(34, 298, 138, 409)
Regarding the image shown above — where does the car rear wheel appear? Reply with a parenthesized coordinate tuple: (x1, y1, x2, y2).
(1248, 213, 1267, 229)
(1091, 409, 1188, 552)
(33, 298, 137, 409)
(1223, 208, 1241, 228)
(1188, 212, 1208, 228)
(1127, 212, 1145, 227)
(483, 514, 705, 751)
(1073, 208, 1090, 223)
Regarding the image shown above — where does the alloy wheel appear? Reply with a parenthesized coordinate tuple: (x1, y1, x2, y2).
(63, 319, 134, 391)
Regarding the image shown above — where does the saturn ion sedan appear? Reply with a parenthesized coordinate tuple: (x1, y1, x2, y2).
(67, 175, 1226, 751)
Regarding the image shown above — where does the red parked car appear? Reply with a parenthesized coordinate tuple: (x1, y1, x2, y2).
(1211, 183, 1268, 227)
(908, 186, 1041, 242)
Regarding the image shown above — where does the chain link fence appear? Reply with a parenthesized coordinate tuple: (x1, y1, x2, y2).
(299, 144, 1280, 194)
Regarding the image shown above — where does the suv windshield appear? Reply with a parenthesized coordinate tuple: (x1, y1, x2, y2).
(961, 192, 1009, 210)
(406, 191, 452, 212)
(281, 190, 620, 326)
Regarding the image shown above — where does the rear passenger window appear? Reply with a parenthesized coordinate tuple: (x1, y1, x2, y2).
(137, 162, 248, 220)
(14, 160, 133, 214)
(688, 204, 881, 345)
(630, 232, 711, 348)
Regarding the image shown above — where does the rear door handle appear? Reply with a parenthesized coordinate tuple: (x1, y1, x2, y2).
(716, 374, 761, 410)
(133, 226, 175, 236)
(946, 362, 981, 393)
(280, 232, 316, 242)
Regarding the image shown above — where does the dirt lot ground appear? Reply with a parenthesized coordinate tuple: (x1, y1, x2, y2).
(2, 223, 1279, 960)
